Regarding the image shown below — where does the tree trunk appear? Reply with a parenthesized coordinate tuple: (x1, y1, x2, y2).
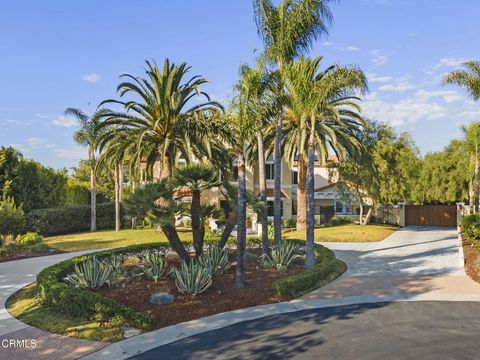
(257, 131, 269, 256)
(114, 163, 121, 232)
(159, 155, 172, 180)
(118, 163, 123, 203)
(359, 199, 365, 225)
(160, 223, 190, 262)
(89, 147, 97, 232)
(219, 210, 237, 249)
(273, 116, 282, 245)
(475, 158, 479, 213)
(305, 127, 316, 269)
(191, 189, 203, 256)
(364, 203, 374, 225)
(236, 153, 247, 289)
(296, 154, 307, 231)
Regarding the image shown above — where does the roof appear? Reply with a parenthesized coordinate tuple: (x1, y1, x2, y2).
(257, 189, 288, 198)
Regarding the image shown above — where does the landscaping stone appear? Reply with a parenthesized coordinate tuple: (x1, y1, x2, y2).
(122, 326, 141, 338)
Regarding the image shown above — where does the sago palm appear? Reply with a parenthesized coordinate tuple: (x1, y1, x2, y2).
(66, 107, 108, 232)
(253, 0, 336, 244)
(283, 56, 367, 268)
(172, 164, 221, 256)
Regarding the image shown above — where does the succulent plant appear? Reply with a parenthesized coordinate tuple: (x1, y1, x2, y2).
(63, 254, 112, 289)
(261, 240, 300, 272)
(198, 246, 231, 276)
(173, 260, 212, 295)
(140, 250, 169, 282)
(149, 292, 175, 305)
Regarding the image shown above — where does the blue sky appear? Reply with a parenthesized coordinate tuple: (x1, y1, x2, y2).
(0, 0, 479, 170)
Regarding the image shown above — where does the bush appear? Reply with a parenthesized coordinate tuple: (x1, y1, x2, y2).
(282, 219, 296, 229)
(0, 197, 24, 236)
(24, 203, 127, 236)
(37, 244, 169, 329)
(329, 216, 352, 226)
(16, 232, 43, 246)
(461, 214, 480, 242)
(273, 240, 346, 298)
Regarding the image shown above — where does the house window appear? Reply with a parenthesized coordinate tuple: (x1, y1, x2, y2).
(335, 200, 344, 214)
(267, 201, 283, 217)
(292, 171, 298, 185)
(292, 199, 297, 216)
(265, 163, 275, 180)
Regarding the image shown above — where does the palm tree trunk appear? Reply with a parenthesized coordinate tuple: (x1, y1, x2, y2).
(296, 154, 307, 231)
(475, 158, 479, 212)
(114, 163, 121, 232)
(219, 210, 237, 249)
(191, 189, 203, 256)
(89, 147, 97, 232)
(257, 131, 269, 256)
(161, 224, 190, 262)
(305, 127, 316, 269)
(236, 153, 247, 289)
(273, 116, 282, 245)
(119, 163, 123, 203)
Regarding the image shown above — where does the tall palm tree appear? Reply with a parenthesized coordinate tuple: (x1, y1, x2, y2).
(284, 56, 367, 268)
(172, 164, 221, 256)
(66, 108, 107, 232)
(253, 0, 336, 243)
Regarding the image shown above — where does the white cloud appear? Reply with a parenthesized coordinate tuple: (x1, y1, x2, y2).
(81, 73, 101, 83)
(1, 118, 23, 125)
(346, 46, 360, 52)
(459, 110, 480, 120)
(35, 113, 49, 119)
(414, 89, 463, 103)
(362, 92, 447, 127)
(370, 50, 388, 66)
(53, 147, 87, 160)
(27, 137, 55, 149)
(368, 74, 393, 83)
(52, 116, 77, 128)
(323, 41, 333, 47)
(379, 82, 416, 92)
(434, 57, 467, 70)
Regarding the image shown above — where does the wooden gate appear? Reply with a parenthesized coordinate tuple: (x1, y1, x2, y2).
(405, 205, 457, 227)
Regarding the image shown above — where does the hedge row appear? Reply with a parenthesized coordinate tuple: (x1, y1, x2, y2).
(24, 203, 128, 236)
(273, 241, 346, 298)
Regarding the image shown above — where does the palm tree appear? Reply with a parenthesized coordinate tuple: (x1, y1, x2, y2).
(99, 59, 229, 180)
(443, 61, 480, 100)
(461, 122, 480, 211)
(172, 164, 221, 256)
(66, 108, 107, 232)
(253, 0, 336, 243)
(283, 56, 367, 268)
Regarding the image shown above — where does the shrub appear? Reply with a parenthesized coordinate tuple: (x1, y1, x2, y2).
(24, 203, 127, 236)
(261, 240, 300, 272)
(16, 232, 43, 246)
(149, 292, 175, 305)
(273, 240, 346, 298)
(173, 261, 213, 295)
(198, 246, 231, 276)
(63, 255, 112, 289)
(461, 214, 480, 241)
(0, 197, 24, 236)
(282, 218, 296, 229)
(330, 216, 352, 226)
(140, 251, 169, 282)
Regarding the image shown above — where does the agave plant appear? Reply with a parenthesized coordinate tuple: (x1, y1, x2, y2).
(140, 251, 169, 282)
(198, 246, 231, 276)
(63, 255, 112, 289)
(261, 240, 300, 272)
(173, 261, 213, 296)
(106, 254, 129, 287)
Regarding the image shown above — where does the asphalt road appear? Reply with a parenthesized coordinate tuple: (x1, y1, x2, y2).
(129, 301, 480, 360)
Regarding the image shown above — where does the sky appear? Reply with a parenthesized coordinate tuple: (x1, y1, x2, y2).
(0, 0, 479, 170)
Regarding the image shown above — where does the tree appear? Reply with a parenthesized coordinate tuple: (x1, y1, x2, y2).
(172, 164, 221, 256)
(253, 0, 336, 243)
(71, 160, 114, 202)
(66, 108, 108, 232)
(443, 60, 480, 100)
(460, 122, 480, 209)
(283, 56, 367, 268)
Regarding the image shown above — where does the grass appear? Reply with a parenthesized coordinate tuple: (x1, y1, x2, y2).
(284, 223, 398, 242)
(45, 228, 192, 252)
(6, 283, 123, 342)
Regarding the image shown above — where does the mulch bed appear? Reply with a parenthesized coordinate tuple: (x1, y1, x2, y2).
(462, 238, 480, 283)
(0, 248, 65, 263)
(96, 249, 304, 329)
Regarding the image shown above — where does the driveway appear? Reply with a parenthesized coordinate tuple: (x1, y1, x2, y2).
(0, 251, 107, 359)
(121, 227, 480, 360)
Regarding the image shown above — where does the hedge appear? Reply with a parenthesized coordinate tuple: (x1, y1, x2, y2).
(273, 240, 346, 298)
(24, 203, 128, 236)
(36, 243, 173, 330)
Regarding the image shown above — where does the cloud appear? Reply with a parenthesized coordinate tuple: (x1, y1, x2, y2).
(1, 118, 23, 125)
(81, 73, 101, 83)
(323, 41, 333, 47)
(379, 82, 416, 92)
(52, 116, 77, 127)
(434, 57, 468, 70)
(35, 113, 49, 119)
(346, 46, 360, 52)
(53, 147, 87, 160)
(362, 92, 447, 127)
(368, 74, 393, 83)
(370, 50, 388, 66)
(414, 89, 463, 103)
(27, 137, 56, 149)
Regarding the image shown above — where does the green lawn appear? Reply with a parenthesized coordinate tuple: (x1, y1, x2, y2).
(284, 224, 398, 242)
(45, 229, 191, 252)
(46, 224, 398, 252)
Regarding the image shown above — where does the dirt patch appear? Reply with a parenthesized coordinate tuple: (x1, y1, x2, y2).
(95, 249, 303, 329)
(463, 238, 480, 283)
(0, 248, 65, 263)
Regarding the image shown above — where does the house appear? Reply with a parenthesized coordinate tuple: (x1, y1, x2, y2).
(144, 155, 368, 231)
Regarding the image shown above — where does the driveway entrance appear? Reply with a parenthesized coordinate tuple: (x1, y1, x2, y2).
(405, 205, 457, 227)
